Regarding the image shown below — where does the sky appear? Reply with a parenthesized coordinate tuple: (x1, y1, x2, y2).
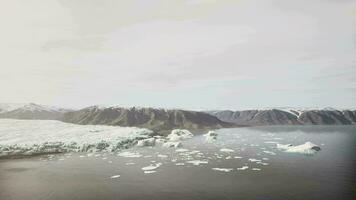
(0, 0, 356, 110)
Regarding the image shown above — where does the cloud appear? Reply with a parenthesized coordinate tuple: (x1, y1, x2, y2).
(0, 0, 355, 108)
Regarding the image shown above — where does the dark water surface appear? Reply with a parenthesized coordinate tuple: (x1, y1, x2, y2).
(0, 126, 355, 200)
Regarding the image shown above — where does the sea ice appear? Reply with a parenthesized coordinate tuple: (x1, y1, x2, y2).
(212, 168, 233, 172)
(175, 148, 189, 152)
(252, 168, 261, 171)
(110, 175, 120, 179)
(277, 142, 321, 155)
(204, 131, 218, 143)
(167, 129, 193, 141)
(186, 160, 208, 166)
(237, 166, 249, 170)
(136, 138, 155, 147)
(263, 151, 276, 155)
(144, 170, 157, 174)
(248, 158, 262, 162)
(220, 148, 235, 153)
(118, 152, 142, 158)
(162, 141, 182, 148)
(142, 163, 162, 171)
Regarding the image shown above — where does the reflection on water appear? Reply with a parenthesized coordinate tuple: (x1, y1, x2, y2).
(0, 126, 355, 200)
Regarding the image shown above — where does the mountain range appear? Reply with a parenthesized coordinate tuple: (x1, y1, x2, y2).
(0, 103, 355, 134)
(207, 109, 356, 125)
(61, 106, 231, 134)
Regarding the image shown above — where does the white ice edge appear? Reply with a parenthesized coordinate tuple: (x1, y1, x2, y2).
(0, 119, 153, 157)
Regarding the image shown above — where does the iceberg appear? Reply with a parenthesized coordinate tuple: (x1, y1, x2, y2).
(162, 141, 182, 148)
(166, 129, 193, 141)
(117, 152, 142, 158)
(204, 130, 218, 143)
(277, 142, 321, 155)
(110, 175, 121, 179)
(142, 163, 162, 171)
(136, 138, 156, 147)
(212, 168, 233, 172)
(237, 166, 249, 170)
(220, 148, 235, 153)
(144, 170, 157, 174)
(186, 160, 208, 166)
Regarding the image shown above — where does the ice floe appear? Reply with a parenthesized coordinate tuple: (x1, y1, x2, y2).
(277, 142, 321, 155)
(175, 148, 189, 152)
(204, 131, 218, 143)
(162, 141, 182, 148)
(144, 170, 157, 174)
(252, 168, 261, 171)
(118, 152, 142, 158)
(167, 129, 193, 141)
(142, 163, 162, 171)
(248, 158, 262, 162)
(212, 168, 233, 172)
(237, 166, 249, 170)
(110, 175, 121, 179)
(186, 160, 208, 166)
(220, 148, 234, 153)
(136, 138, 155, 147)
(263, 151, 276, 155)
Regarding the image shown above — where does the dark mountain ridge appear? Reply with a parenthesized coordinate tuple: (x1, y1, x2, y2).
(61, 106, 233, 134)
(207, 109, 356, 126)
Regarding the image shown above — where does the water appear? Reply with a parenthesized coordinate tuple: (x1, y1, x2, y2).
(1, 126, 355, 200)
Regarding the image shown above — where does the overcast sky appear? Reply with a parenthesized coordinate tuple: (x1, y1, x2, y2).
(0, 0, 355, 110)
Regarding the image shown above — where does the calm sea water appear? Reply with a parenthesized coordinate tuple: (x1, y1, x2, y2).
(0, 126, 355, 200)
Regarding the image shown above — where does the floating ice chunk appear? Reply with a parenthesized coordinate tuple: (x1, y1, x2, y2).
(157, 154, 168, 158)
(276, 143, 293, 150)
(175, 148, 189, 152)
(186, 160, 208, 166)
(237, 166, 249, 170)
(263, 151, 276, 155)
(204, 131, 218, 143)
(125, 162, 135, 165)
(252, 168, 261, 171)
(167, 129, 193, 141)
(277, 142, 321, 155)
(248, 158, 262, 162)
(137, 138, 155, 147)
(110, 175, 120, 179)
(144, 170, 157, 174)
(155, 139, 166, 145)
(212, 168, 233, 172)
(262, 158, 269, 161)
(142, 163, 162, 171)
(118, 152, 142, 158)
(220, 148, 234, 153)
(225, 156, 232, 160)
(175, 163, 185, 166)
(162, 142, 182, 148)
(264, 141, 278, 144)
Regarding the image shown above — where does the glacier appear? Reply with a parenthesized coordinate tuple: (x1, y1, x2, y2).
(0, 119, 153, 157)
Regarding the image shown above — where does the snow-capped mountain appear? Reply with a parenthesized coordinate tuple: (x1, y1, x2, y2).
(0, 103, 72, 120)
(0, 103, 27, 113)
(206, 108, 356, 125)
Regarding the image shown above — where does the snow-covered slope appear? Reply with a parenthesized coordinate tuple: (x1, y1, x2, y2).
(0, 119, 153, 157)
(0, 103, 26, 113)
(0, 103, 72, 120)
